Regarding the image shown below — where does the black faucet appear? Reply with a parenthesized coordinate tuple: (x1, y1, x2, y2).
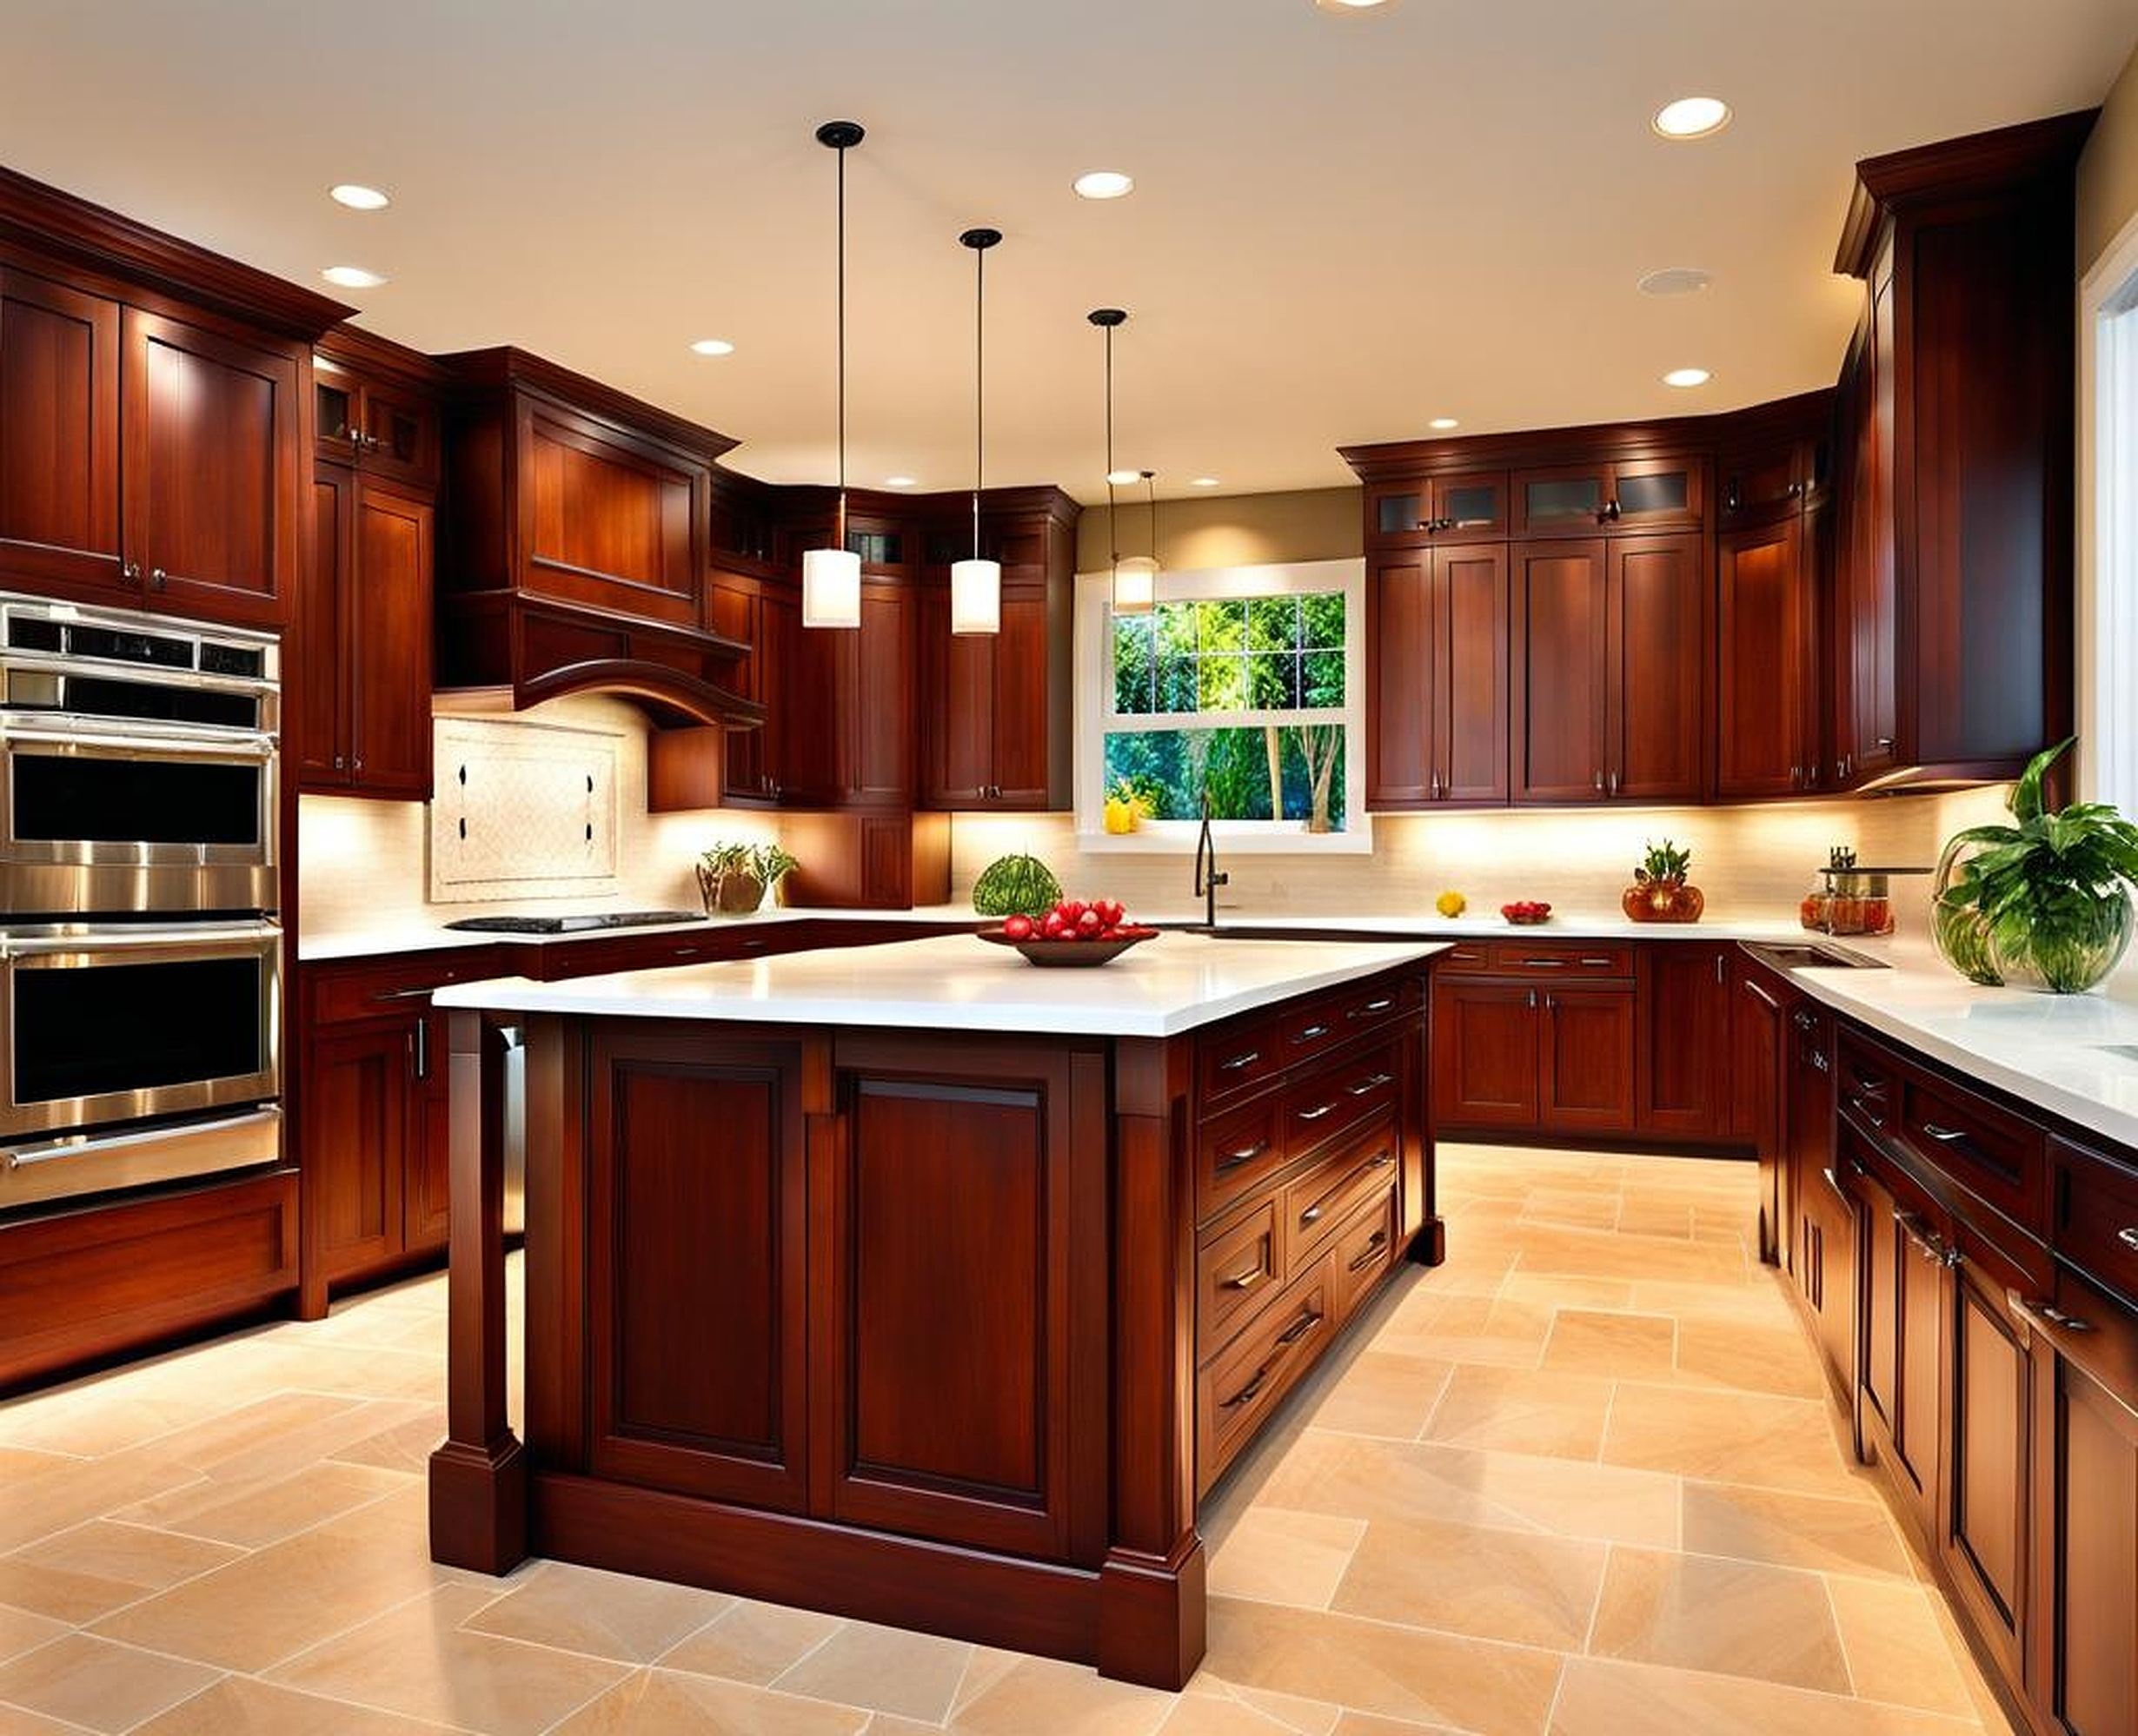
(1192, 789, 1229, 931)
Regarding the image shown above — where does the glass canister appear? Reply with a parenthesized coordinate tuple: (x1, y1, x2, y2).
(1800, 851, 1931, 938)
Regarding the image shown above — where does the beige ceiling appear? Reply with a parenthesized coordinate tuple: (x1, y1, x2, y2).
(3, 1, 2131, 501)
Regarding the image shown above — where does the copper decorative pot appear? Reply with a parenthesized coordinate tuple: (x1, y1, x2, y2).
(1623, 875, 1704, 924)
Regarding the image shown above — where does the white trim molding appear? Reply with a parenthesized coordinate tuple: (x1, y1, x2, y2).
(2079, 207, 2138, 812)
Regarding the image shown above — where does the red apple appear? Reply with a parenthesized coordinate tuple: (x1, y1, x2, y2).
(1003, 913, 1033, 940)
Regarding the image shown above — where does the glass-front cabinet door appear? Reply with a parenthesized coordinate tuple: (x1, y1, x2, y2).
(1366, 481, 1432, 548)
(1427, 472, 1507, 542)
(1515, 457, 1703, 536)
(1610, 456, 1703, 532)
(1514, 465, 1609, 536)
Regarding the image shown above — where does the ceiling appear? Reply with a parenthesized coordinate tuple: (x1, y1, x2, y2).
(3, 1, 2130, 501)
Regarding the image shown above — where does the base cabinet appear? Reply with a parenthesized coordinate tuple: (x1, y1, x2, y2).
(2039, 1334, 2138, 1736)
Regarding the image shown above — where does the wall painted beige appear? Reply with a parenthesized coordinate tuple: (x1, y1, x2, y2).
(2080, 40, 2138, 273)
(1075, 487, 1360, 574)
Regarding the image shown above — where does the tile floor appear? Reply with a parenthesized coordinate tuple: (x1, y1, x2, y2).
(0, 1145, 2016, 1735)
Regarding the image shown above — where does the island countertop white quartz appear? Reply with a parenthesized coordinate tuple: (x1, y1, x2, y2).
(430, 931, 1446, 1038)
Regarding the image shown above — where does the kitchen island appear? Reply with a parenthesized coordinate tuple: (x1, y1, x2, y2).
(426, 931, 1443, 1687)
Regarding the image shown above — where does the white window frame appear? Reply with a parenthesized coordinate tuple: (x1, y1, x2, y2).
(1072, 557, 1371, 854)
(2080, 208, 2138, 813)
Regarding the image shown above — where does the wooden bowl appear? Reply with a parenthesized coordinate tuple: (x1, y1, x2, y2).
(978, 926, 1158, 967)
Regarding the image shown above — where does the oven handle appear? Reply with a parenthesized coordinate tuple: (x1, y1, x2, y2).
(0, 724, 277, 759)
(6, 1105, 282, 1169)
(2, 922, 282, 959)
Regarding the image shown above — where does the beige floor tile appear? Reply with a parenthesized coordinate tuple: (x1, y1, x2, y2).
(1157, 1695, 1311, 1734)
(130, 1675, 449, 1734)
(1204, 1597, 1560, 1736)
(1548, 1655, 1983, 1735)
(1331, 1514, 1606, 1649)
(0, 1453, 204, 1556)
(266, 1581, 628, 1733)
(1330, 1716, 1468, 1736)
(1673, 1318, 1829, 1400)
(462, 1559, 734, 1664)
(0, 1610, 68, 1670)
(1193, 1680, 1345, 1734)
(1626, 1279, 1797, 1323)
(1421, 1365, 1613, 1461)
(946, 1654, 1174, 1734)
(553, 1668, 869, 1734)
(1827, 1575, 1982, 1718)
(1680, 1481, 1914, 1580)
(1587, 1546, 1852, 1694)
(0, 1633, 222, 1733)
(1209, 1509, 1365, 1609)
(0, 1451, 74, 1485)
(326, 1408, 447, 1474)
(1307, 1351, 1451, 1441)
(113, 1460, 410, 1548)
(660, 1600, 846, 1685)
(1602, 1382, 1875, 1499)
(1496, 1274, 1635, 1312)
(89, 1485, 459, 1671)
(0, 1521, 241, 1624)
(770, 1617, 971, 1721)
(1540, 1310, 1678, 1382)
(0, 1704, 95, 1734)
(1612, 1198, 1694, 1239)
(1519, 1190, 1623, 1233)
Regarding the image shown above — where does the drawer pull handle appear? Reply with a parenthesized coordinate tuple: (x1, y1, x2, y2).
(1521, 958, 1568, 969)
(1220, 1309, 1324, 1409)
(1349, 1072, 1397, 1096)
(1292, 1024, 1333, 1044)
(1366, 1150, 1395, 1169)
(1298, 1102, 1338, 1123)
(1347, 1230, 1390, 1273)
(1276, 1308, 1323, 1347)
(1220, 1050, 1263, 1073)
(1222, 1368, 1272, 1409)
(1215, 1139, 1271, 1175)
(1299, 1204, 1326, 1227)
(1220, 1265, 1267, 1293)
(1919, 1122, 1973, 1146)
(1577, 956, 1615, 968)
(2118, 1228, 2138, 1254)
(2021, 1297, 2094, 1334)
(1894, 1210, 1947, 1264)
(1348, 997, 1396, 1018)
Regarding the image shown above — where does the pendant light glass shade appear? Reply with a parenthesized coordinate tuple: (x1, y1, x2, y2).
(1112, 555, 1158, 615)
(804, 121, 865, 629)
(953, 228, 1002, 636)
(801, 546, 862, 629)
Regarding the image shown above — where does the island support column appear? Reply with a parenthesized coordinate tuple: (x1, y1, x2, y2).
(1099, 1034, 1206, 1689)
(428, 1010, 529, 1574)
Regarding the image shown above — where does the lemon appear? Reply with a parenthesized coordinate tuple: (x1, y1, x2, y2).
(1435, 890, 1467, 918)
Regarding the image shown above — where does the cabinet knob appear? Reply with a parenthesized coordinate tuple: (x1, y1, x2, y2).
(149, 567, 168, 591)
(1875, 736, 1896, 751)
(121, 559, 142, 586)
(1607, 770, 1619, 797)
(333, 754, 346, 770)
(1593, 771, 1605, 792)
(2117, 1227, 2138, 1254)
(352, 755, 363, 772)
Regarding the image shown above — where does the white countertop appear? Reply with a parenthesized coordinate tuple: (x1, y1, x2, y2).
(1776, 941, 2138, 1153)
(430, 931, 1445, 1038)
(296, 906, 953, 963)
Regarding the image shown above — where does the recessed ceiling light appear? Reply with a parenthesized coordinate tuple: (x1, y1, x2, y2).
(329, 183, 390, 211)
(689, 338, 735, 356)
(1106, 468, 1143, 486)
(1651, 96, 1730, 139)
(1190, 476, 1221, 487)
(1313, 0, 1395, 10)
(1638, 267, 1712, 296)
(1428, 417, 1459, 431)
(1073, 170, 1134, 201)
(321, 265, 387, 289)
(1663, 367, 1712, 388)
(884, 476, 917, 487)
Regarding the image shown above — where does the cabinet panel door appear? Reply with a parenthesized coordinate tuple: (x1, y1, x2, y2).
(707, 574, 765, 798)
(922, 580, 994, 806)
(1607, 456, 1704, 533)
(122, 309, 299, 626)
(990, 580, 1054, 806)
(1431, 981, 1538, 1129)
(1637, 944, 1725, 1141)
(850, 579, 913, 805)
(295, 465, 353, 789)
(309, 1024, 409, 1281)
(1365, 553, 1433, 808)
(348, 482, 433, 798)
(1539, 987, 1636, 1134)
(586, 1032, 809, 1512)
(0, 267, 124, 598)
(519, 402, 700, 626)
(403, 1008, 452, 1256)
(1854, 1156, 1903, 1448)
(1716, 518, 1810, 798)
(357, 376, 440, 492)
(1944, 1262, 2029, 1675)
(824, 1043, 1105, 1561)
(2045, 1351, 2138, 1736)
(755, 586, 797, 798)
(1430, 472, 1509, 543)
(780, 600, 845, 805)
(1738, 974, 1786, 1262)
(1511, 540, 1608, 802)
(1609, 533, 1705, 803)
(1850, 255, 1900, 779)
(1438, 545, 1510, 805)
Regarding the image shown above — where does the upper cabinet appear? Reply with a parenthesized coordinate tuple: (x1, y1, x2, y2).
(1513, 454, 1703, 538)
(1827, 111, 2090, 790)
(1365, 472, 1508, 549)
(1366, 542, 1509, 809)
(0, 265, 123, 599)
(315, 347, 438, 492)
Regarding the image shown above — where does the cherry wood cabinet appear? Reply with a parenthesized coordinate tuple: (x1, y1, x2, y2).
(1431, 980, 1540, 1130)
(920, 568, 1069, 810)
(0, 264, 123, 599)
(1365, 471, 1507, 548)
(298, 466, 434, 798)
(1538, 987, 1636, 1133)
(1513, 454, 1703, 538)
(1365, 544, 1508, 809)
(314, 344, 438, 491)
(308, 1022, 414, 1282)
(2036, 1323, 2138, 1736)
(1637, 942, 1731, 1143)
(1510, 540, 1609, 802)
(1716, 516, 1816, 798)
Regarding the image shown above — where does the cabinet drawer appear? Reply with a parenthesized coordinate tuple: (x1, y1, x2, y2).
(1899, 1070, 2046, 1236)
(1278, 976, 1417, 1063)
(1198, 1198, 1282, 1359)
(1330, 1185, 1400, 1327)
(1836, 1033, 1898, 1132)
(1488, 941, 1633, 978)
(309, 949, 501, 1025)
(1282, 1041, 1402, 1160)
(2054, 1136, 2138, 1309)
(1437, 943, 1494, 975)
(1284, 1112, 1400, 1270)
(1198, 1092, 1288, 1224)
(540, 931, 734, 980)
(1198, 1016, 1282, 1111)
(1197, 1256, 1332, 1495)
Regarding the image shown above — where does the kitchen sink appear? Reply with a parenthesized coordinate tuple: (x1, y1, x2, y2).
(1742, 940, 1889, 972)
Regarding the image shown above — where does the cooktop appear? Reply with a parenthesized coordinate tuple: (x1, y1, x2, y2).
(442, 910, 705, 935)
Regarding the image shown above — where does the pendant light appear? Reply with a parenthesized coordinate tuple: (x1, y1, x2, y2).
(1088, 308, 1152, 615)
(803, 120, 865, 630)
(1113, 468, 1163, 600)
(952, 227, 1003, 635)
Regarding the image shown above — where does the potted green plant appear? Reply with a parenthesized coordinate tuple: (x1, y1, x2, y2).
(749, 843, 800, 908)
(696, 842, 763, 915)
(1623, 838, 1704, 924)
(1933, 739, 2138, 993)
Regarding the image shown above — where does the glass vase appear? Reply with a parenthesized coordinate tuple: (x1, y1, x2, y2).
(1989, 891, 2135, 994)
(1929, 834, 2002, 985)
